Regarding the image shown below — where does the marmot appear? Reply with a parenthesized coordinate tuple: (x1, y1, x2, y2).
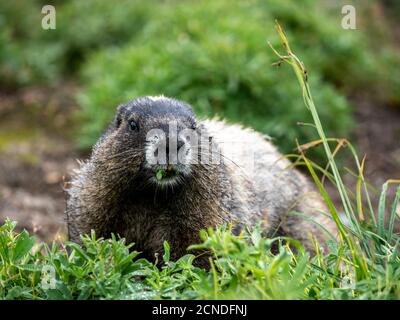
(66, 96, 336, 264)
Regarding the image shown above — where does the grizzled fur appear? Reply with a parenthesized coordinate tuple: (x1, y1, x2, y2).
(66, 96, 336, 264)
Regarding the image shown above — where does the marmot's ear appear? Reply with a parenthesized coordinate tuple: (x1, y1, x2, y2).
(116, 103, 128, 115)
(114, 104, 127, 128)
(114, 115, 122, 129)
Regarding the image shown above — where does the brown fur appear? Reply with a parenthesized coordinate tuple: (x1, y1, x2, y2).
(66, 96, 337, 265)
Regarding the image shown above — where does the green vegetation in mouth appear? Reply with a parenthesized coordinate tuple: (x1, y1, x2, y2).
(156, 165, 178, 181)
(156, 169, 165, 181)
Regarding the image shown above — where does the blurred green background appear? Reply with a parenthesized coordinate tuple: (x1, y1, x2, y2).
(1, 0, 400, 149)
(0, 0, 399, 240)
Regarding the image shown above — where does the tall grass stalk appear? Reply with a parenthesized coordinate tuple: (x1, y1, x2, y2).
(269, 22, 400, 281)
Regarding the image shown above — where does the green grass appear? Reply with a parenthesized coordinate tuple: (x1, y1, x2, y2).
(1, 24, 400, 300)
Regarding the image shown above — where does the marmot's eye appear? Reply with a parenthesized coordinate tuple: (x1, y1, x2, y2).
(129, 120, 139, 131)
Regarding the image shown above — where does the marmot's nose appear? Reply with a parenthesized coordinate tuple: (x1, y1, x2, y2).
(177, 139, 185, 151)
(163, 136, 186, 162)
(166, 137, 185, 152)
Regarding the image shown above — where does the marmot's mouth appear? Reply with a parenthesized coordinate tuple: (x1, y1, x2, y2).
(156, 165, 178, 180)
(150, 164, 188, 188)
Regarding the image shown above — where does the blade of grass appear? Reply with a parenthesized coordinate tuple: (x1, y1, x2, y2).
(269, 22, 372, 279)
(378, 182, 389, 238)
(388, 186, 400, 241)
(269, 23, 362, 238)
(356, 156, 366, 222)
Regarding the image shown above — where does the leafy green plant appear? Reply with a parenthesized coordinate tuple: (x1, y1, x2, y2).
(1, 212, 399, 300)
(0, 220, 313, 300)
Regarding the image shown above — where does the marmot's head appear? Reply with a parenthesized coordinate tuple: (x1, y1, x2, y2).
(95, 96, 204, 189)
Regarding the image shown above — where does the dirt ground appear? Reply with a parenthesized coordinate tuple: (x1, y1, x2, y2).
(0, 85, 83, 241)
(326, 96, 400, 227)
(0, 86, 399, 242)
(353, 98, 400, 187)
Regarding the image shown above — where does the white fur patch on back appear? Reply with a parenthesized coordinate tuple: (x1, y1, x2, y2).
(147, 95, 166, 102)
